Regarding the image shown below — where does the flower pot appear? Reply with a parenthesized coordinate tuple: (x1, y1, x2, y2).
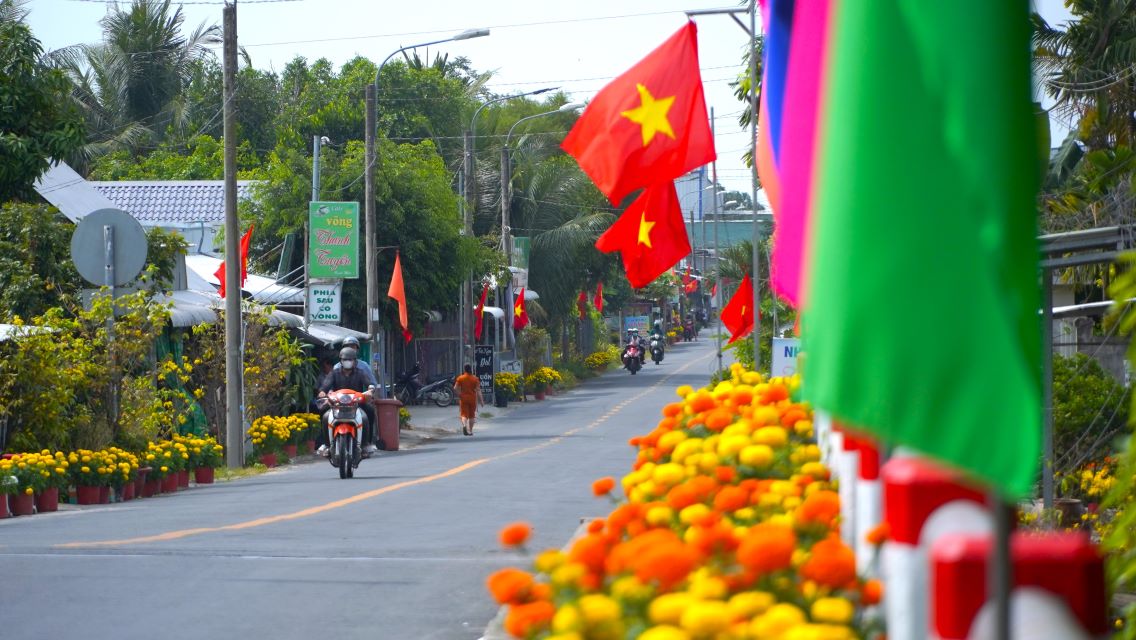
(135, 467, 150, 497)
(283, 444, 298, 459)
(305, 440, 316, 454)
(35, 487, 59, 513)
(0, 493, 8, 518)
(194, 466, 215, 484)
(259, 453, 278, 468)
(178, 469, 189, 488)
(161, 473, 179, 494)
(142, 478, 160, 498)
(98, 485, 110, 504)
(494, 391, 508, 408)
(77, 485, 100, 505)
(10, 492, 35, 516)
(534, 391, 547, 401)
(121, 481, 135, 502)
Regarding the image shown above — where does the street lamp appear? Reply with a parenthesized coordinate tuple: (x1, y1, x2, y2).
(459, 87, 558, 368)
(363, 27, 489, 391)
(500, 102, 584, 352)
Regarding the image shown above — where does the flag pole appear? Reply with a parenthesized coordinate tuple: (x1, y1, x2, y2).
(747, 0, 763, 372)
(710, 106, 723, 377)
(990, 491, 1012, 640)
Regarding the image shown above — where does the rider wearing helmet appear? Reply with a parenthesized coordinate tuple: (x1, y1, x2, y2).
(333, 336, 375, 383)
(317, 347, 378, 456)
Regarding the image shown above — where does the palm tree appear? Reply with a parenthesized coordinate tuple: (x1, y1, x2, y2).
(1033, 1, 1136, 148)
(51, 0, 220, 165)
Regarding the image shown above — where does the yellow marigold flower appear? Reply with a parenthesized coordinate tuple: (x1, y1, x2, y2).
(648, 593, 697, 626)
(782, 623, 855, 640)
(750, 603, 806, 638)
(652, 463, 685, 487)
(639, 625, 692, 640)
(740, 444, 775, 468)
(811, 598, 854, 625)
(646, 505, 674, 527)
(680, 600, 731, 636)
(727, 591, 776, 619)
(24, 487, 34, 495)
(688, 576, 728, 601)
(160, 466, 168, 473)
(550, 563, 585, 588)
(534, 549, 566, 574)
(753, 426, 789, 447)
(611, 575, 653, 604)
(80, 466, 90, 473)
(675, 385, 694, 398)
(551, 605, 583, 633)
(577, 594, 621, 626)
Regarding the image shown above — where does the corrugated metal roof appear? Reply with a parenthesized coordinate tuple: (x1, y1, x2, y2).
(88, 180, 256, 225)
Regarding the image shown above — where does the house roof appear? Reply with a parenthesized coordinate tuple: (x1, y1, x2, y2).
(88, 180, 255, 226)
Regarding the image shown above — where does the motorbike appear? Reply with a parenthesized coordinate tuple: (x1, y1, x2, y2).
(318, 388, 370, 479)
(392, 364, 455, 407)
(682, 321, 695, 342)
(649, 334, 664, 364)
(622, 343, 643, 375)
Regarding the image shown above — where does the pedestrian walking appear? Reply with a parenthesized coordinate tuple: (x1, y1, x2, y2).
(454, 364, 482, 435)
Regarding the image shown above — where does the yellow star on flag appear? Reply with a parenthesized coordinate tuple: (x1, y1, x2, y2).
(515, 301, 524, 315)
(637, 213, 656, 248)
(621, 84, 676, 146)
(741, 305, 747, 316)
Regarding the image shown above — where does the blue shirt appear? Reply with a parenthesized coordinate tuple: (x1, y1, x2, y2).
(333, 359, 376, 387)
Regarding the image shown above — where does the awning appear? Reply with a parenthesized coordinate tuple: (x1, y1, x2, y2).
(185, 254, 303, 305)
(482, 306, 505, 319)
(290, 322, 370, 348)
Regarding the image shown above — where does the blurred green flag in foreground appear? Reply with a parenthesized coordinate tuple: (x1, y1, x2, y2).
(803, 1, 1041, 496)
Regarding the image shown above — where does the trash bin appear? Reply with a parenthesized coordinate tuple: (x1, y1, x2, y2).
(374, 398, 403, 451)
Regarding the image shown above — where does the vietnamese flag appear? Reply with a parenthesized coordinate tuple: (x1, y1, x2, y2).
(593, 282, 604, 314)
(803, 3, 1040, 496)
(561, 22, 716, 204)
(214, 224, 254, 299)
(595, 181, 691, 288)
(473, 283, 489, 340)
(577, 291, 588, 320)
(387, 252, 410, 343)
(513, 288, 529, 331)
(720, 274, 755, 344)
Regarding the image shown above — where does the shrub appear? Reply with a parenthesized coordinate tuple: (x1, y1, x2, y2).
(585, 350, 613, 371)
(495, 372, 523, 400)
(1052, 352, 1129, 474)
(524, 367, 561, 393)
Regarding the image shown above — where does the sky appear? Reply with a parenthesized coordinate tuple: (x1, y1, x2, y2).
(28, 0, 1077, 197)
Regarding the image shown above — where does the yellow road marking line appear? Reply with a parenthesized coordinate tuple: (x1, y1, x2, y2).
(56, 349, 711, 549)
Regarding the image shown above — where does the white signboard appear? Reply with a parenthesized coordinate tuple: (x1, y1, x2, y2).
(309, 281, 343, 324)
(499, 359, 523, 375)
(771, 337, 801, 377)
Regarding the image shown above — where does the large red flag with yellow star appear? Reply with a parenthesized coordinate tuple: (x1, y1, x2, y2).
(561, 22, 715, 204)
(721, 273, 755, 344)
(595, 182, 691, 288)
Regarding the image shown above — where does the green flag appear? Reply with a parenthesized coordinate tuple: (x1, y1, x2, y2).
(803, 2, 1041, 496)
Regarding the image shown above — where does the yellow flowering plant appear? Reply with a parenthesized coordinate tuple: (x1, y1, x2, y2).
(524, 367, 562, 394)
(102, 447, 139, 488)
(68, 449, 114, 487)
(495, 372, 523, 400)
(247, 415, 294, 455)
(291, 413, 321, 444)
(181, 435, 224, 468)
(3, 451, 67, 494)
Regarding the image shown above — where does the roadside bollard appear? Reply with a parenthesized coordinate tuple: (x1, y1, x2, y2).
(845, 432, 883, 576)
(831, 422, 860, 548)
(882, 456, 993, 640)
(931, 531, 1107, 640)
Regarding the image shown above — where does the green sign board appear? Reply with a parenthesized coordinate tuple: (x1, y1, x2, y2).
(512, 236, 530, 270)
(309, 201, 359, 279)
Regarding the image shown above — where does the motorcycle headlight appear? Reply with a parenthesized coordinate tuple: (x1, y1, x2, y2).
(338, 393, 353, 403)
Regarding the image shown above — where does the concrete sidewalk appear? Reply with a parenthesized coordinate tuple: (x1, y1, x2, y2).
(396, 397, 519, 449)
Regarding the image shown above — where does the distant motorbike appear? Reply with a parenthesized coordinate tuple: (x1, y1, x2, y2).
(622, 343, 643, 375)
(392, 365, 455, 407)
(649, 334, 664, 364)
(317, 388, 370, 479)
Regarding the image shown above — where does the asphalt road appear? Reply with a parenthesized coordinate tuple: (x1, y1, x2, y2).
(0, 335, 726, 640)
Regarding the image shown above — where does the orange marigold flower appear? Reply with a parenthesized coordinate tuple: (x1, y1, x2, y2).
(629, 436, 642, 447)
(499, 522, 532, 547)
(636, 541, 700, 590)
(800, 535, 858, 588)
(731, 388, 754, 406)
(866, 522, 890, 546)
(760, 383, 789, 404)
(704, 409, 733, 431)
(530, 582, 552, 601)
(663, 402, 685, 417)
(780, 406, 808, 428)
(569, 533, 610, 575)
(666, 484, 700, 511)
(713, 485, 750, 513)
(715, 465, 737, 484)
(862, 579, 883, 605)
(736, 523, 797, 575)
(587, 519, 606, 534)
(503, 600, 555, 637)
(796, 490, 841, 528)
(688, 392, 717, 414)
(487, 568, 534, 604)
(593, 476, 616, 496)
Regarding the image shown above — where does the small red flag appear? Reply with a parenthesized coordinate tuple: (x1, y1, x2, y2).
(513, 288, 529, 331)
(561, 22, 716, 204)
(473, 283, 489, 340)
(721, 273, 755, 344)
(577, 290, 588, 320)
(594, 282, 604, 314)
(388, 252, 409, 336)
(682, 266, 692, 287)
(215, 224, 254, 298)
(595, 181, 691, 288)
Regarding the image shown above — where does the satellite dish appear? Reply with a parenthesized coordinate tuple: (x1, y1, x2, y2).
(70, 208, 148, 287)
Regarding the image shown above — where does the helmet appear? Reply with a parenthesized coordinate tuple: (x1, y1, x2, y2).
(342, 336, 360, 348)
(339, 347, 358, 370)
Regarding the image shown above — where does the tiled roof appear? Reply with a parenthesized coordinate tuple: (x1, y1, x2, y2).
(88, 180, 256, 226)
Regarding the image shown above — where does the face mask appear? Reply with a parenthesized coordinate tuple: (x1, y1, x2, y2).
(342, 360, 355, 370)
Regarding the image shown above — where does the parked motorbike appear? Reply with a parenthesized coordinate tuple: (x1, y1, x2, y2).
(622, 343, 643, 375)
(317, 388, 370, 479)
(649, 334, 664, 364)
(392, 365, 455, 407)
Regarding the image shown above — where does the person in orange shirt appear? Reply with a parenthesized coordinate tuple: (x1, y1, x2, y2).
(453, 364, 483, 436)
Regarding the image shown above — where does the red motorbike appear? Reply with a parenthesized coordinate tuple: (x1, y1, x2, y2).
(318, 388, 371, 479)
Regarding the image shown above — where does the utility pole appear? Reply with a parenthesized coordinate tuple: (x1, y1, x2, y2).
(365, 84, 382, 389)
(500, 144, 515, 352)
(222, 1, 242, 468)
(711, 106, 723, 377)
